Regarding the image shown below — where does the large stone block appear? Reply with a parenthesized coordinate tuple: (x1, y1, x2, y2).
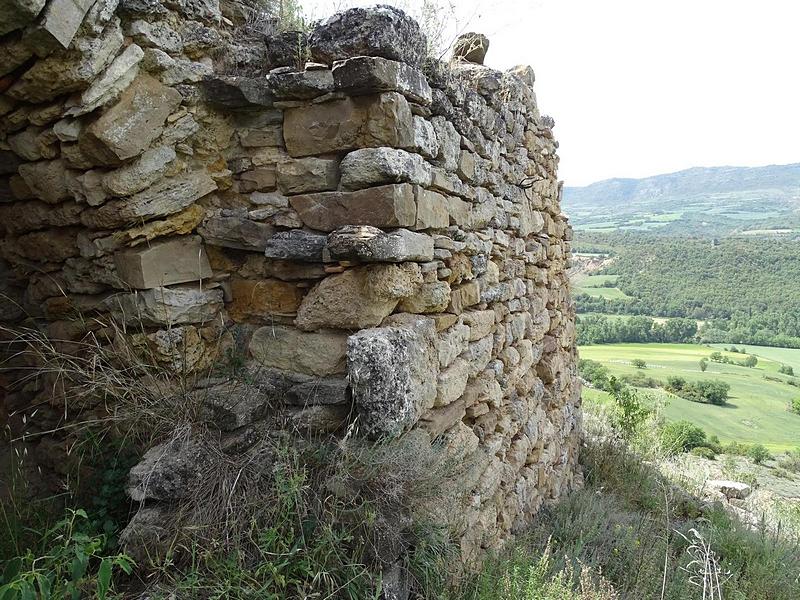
(277, 157, 339, 194)
(82, 171, 217, 229)
(249, 325, 348, 376)
(79, 73, 182, 165)
(17, 160, 71, 204)
(198, 213, 275, 251)
(283, 92, 414, 157)
(327, 226, 433, 263)
(414, 187, 449, 230)
(113, 235, 212, 289)
(347, 319, 438, 438)
(227, 277, 304, 320)
(290, 183, 417, 232)
(9, 20, 123, 103)
(332, 56, 432, 104)
(66, 43, 144, 117)
(104, 285, 224, 326)
(398, 281, 451, 314)
(0, 0, 45, 36)
(309, 5, 427, 67)
(103, 145, 176, 196)
(264, 230, 327, 262)
(25, 0, 95, 52)
(339, 147, 431, 190)
(295, 263, 422, 331)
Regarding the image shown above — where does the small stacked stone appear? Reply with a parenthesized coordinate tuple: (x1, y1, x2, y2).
(0, 1, 581, 570)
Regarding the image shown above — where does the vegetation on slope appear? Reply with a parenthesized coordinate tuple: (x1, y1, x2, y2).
(573, 233, 800, 348)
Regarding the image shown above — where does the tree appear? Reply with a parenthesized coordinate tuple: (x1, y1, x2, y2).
(699, 358, 708, 372)
(747, 444, 771, 465)
(779, 364, 794, 376)
(632, 358, 647, 369)
(611, 383, 651, 439)
(661, 420, 707, 454)
(743, 355, 758, 368)
(709, 352, 723, 363)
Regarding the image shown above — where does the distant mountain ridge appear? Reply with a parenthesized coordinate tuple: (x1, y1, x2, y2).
(562, 163, 800, 236)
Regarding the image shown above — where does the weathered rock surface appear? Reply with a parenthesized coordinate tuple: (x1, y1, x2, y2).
(104, 285, 223, 325)
(249, 325, 348, 376)
(79, 74, 182, 165)
(309, 5, 427, 67)
(339, 147, 431, 190)
(264, 230, 327, 262)
(289, 183, 417, 232)
(0, 0, 45, 36)
(283, 92, 414, 157)
(82, 171, 217, 229)
(708, 480, 752, 500)
(348, 320, 438, 437)
(102, 146, 176, 196)
(198, 213, 275, 251)
(327, 226, 434, 263)
(113, 235, 212, 289)
(332, 56, 432, 104)
(452, 32, 490, 64)
(295, 263, 422, 331)
(127, 436, 210, 501)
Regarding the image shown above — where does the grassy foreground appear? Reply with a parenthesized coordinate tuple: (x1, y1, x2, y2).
(580, 343, 800, 451)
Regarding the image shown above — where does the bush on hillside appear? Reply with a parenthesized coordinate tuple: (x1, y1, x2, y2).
(665, 377, 730, 405)
(690, 446, 717, 460)
(790, 397, 800, 415)
(631, 358, 647, 369)
(747, 444, 771, 465)
(779, 364, 795, 376)
(661, 420, 707, 454)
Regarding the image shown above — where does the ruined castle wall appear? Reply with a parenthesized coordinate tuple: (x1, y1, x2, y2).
(0, 1, 581, 562)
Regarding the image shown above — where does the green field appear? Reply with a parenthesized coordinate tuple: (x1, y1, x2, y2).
(580, 343, 800, 451)
(573, 275, 633, 300)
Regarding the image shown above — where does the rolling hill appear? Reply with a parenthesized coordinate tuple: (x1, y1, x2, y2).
(563, 163, 800, 235)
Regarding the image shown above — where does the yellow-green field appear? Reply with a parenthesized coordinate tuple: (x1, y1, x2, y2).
(580, 343, 800, 451)
(572, 274, 633, 300)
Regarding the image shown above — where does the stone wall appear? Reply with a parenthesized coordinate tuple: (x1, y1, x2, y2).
(0, 0, 581, 566)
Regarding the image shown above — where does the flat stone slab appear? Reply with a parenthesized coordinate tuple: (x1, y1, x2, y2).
(114, 235, 212, 289)
(333, 56, 432, 104)
(327, 226, 433, 263)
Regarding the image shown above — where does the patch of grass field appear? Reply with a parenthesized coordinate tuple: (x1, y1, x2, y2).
(711, 343, 800, 374)
(580, 343, 800, 451)
(573, 275, 634, 300)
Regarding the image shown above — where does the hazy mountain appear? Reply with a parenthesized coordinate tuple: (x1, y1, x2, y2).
(562, 163, 800, 236)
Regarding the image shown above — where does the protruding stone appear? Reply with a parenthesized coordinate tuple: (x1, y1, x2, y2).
(127, 436, 210, 501)
(264, 230, 327, 262)
(290, 183, 417, 232)
(114, 235, 212, 289)
(449, 281, 481, 314)
(347, 320, 438, 437)
(79, 74, 182, 165)
(327, 226, 433, 263)
(295, 263, 422, 331)
(24, 0, 95, 53)
(200, 76, 274, 108)
(0, 0, 45, 36)
(283, 92, 414, 157)
(198, 214, 275, 251)
(102, 146, 176, 196)
(452, 32, 490, 65)
(249, 325, 348, 376)
(83, 171, 217, 229)
(332, 56, 432, 104)
(66, 43, 144, 117)
(125, 19, 183, 53)
(309, 5, 427, 67)
(266, 69, 334, 99)
(340, 147, 431, 190)
(17, 160, 70, 204)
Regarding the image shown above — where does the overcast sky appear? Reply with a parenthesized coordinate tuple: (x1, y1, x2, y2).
(306, 0, 800, 186)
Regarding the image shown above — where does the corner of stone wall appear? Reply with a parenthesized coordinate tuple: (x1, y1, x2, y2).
(0, 0, 581, 573)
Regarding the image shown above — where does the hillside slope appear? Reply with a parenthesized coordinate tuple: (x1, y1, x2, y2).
(563, 163, 800, 235)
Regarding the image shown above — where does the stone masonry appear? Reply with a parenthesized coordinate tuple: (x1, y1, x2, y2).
(0, 1, 581, 567)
